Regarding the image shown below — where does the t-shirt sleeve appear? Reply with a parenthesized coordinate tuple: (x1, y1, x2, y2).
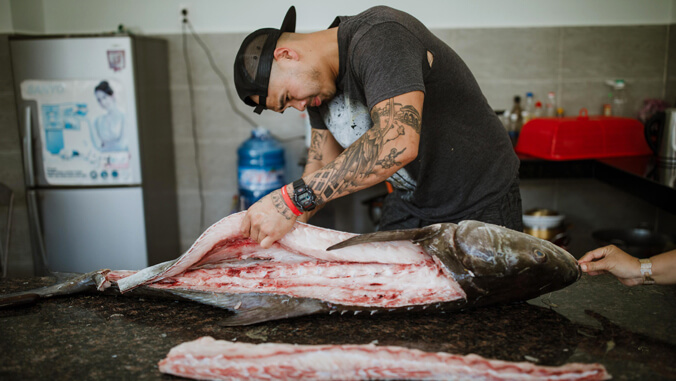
(307, 106, 328, 130)
(351, 22, 428, 111)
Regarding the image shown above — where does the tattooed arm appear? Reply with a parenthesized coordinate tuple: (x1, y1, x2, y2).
(241, 91, 423, 249)
(297, 128, 344, 223)
(305, 91, 423, 206)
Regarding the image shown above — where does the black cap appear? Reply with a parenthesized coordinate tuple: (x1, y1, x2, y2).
(234, 6, 297, 114)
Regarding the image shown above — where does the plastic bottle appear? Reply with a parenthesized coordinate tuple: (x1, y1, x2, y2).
(545, 92, 557, 117)
(534, 101, 543, 118)
(509, 95, 523, 146)
(237, 127, 286, 209)
(611, 79, 626, 117)
(604, 79, 627, 117)
(523, 92, 535, 124)
(500, 110, 511, 130)
(603, 92, 613, 116)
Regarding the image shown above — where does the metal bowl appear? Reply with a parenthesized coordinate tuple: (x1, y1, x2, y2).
(592, 228, 676, 258)
(522, 208, 565, 229)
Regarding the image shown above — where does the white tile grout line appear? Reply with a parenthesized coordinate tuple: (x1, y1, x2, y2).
(663, 24, 670, 101)
(557, 27, 564, 109)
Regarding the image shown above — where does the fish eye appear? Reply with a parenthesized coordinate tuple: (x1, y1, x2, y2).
(532, 249, 547, 263)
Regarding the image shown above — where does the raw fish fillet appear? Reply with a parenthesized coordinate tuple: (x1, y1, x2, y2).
(158, 337, 610, 381)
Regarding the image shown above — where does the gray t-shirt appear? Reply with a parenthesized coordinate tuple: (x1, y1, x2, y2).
(308, 6, 519, 223)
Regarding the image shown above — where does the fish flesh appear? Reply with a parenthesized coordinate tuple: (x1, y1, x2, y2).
(158, 336, 610, 381)
(0, 212, 580, 326)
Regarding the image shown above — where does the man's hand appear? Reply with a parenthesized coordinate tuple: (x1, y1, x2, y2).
(578, 245, 642, 286)
(240, 186, 297, 249)
(296, 213, 312, 224)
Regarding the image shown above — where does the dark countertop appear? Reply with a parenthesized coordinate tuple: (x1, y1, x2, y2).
(1, 274, 675, 380)
(519, 154, 676, 215)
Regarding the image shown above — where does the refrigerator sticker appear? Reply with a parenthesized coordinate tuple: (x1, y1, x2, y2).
(21, 79, 133, 185)
(107, 50, 126, 72)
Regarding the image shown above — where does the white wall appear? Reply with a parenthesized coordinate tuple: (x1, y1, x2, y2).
(0, 0, 13, 33)
(10, 0, 44, 34)
(3, 0, 674, 35)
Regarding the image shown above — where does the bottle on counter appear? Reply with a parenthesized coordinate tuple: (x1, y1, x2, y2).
(612, 79, 626, 117)
(604, 79, 627, 117)
(603, 92, 613, 116)
(545, 92, 557, 117)
(523, 92, 535, 124)
(534, 100, 543, 117)
(509, 95, 523, 146)
(497, 109, 510, 131)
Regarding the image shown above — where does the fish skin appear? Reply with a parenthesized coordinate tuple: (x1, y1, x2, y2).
(0, 270, 110, 307)
(329, 221, 581, 310)
(0, 214, 581, 326)
(166, 290, 328, 326)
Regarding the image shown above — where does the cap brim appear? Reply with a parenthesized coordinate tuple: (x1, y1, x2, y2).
(280, 6, 296, 33)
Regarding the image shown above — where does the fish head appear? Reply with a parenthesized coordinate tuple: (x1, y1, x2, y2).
(424, 221, 580, 306)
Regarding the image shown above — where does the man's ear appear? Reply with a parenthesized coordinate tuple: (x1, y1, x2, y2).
(273, 47, 299, 61)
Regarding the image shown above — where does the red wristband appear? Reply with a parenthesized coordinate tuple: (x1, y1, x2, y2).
(280, 185, 302, 216)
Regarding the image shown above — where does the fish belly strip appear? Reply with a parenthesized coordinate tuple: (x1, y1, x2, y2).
(149, 260, 465, 307)
(278, 223, 427, 264)
(195, 217, 428, 265)
(158, 337, 611, 381)
(118, 212, 427, 293)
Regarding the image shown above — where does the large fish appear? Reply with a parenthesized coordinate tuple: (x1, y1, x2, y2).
(0, 212, 580, 325)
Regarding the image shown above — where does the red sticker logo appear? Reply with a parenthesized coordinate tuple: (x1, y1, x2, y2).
(107, 50, 126, 72)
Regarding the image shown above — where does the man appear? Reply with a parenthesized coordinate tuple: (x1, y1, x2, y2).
(233, 6, 522, 249)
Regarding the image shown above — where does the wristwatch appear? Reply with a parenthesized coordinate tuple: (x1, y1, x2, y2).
(639, 258, 656, 285)
(292, 178, 317, 212)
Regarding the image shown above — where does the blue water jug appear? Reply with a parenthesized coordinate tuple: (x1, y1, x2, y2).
(237, 127, 285, 209)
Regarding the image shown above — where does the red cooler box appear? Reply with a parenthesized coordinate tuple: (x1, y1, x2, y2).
(515, 109, 652, 160)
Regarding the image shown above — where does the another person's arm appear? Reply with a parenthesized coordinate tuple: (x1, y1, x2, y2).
(241, 90, 424, 248)
(578, 245, 676, 286)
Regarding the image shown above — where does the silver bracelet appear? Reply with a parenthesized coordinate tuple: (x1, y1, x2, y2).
(639, 258, 656, 285)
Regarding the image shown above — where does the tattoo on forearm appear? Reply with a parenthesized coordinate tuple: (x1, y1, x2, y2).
(376, 147, 406, 169)
(271, 190, 293, 220)
(309, 132, 326, 162)
(308, 98, 422, 204)
(396, 105, 421, 134)
(384, 124, 405, 145)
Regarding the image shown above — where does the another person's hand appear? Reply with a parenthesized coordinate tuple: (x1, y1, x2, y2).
(578, 245, 643, 286)
(240, 188, 297, 249)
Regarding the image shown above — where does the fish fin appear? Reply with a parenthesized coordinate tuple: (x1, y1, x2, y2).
(220, 295, 327, 326)
(0, 270, 106, 308)
(117, 260, 177, 293)
(52, 271, 83, 282)
(0, 293, 40, 308)
(326, 225, 442, 251)
(166, 289, 327, 326)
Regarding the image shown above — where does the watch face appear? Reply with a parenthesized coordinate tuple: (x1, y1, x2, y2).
(294, 186, 316, 211)
(298, 192, 313, 205)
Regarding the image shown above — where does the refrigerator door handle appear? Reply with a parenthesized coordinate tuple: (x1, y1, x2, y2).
(23, 106, 36, 188)
(27, 190, 49, 276)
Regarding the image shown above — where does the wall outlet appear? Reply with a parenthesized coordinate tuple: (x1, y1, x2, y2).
(180, 5, 189, 25)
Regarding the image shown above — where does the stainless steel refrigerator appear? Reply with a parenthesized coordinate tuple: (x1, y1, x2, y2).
(11, 35, 179, 274)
